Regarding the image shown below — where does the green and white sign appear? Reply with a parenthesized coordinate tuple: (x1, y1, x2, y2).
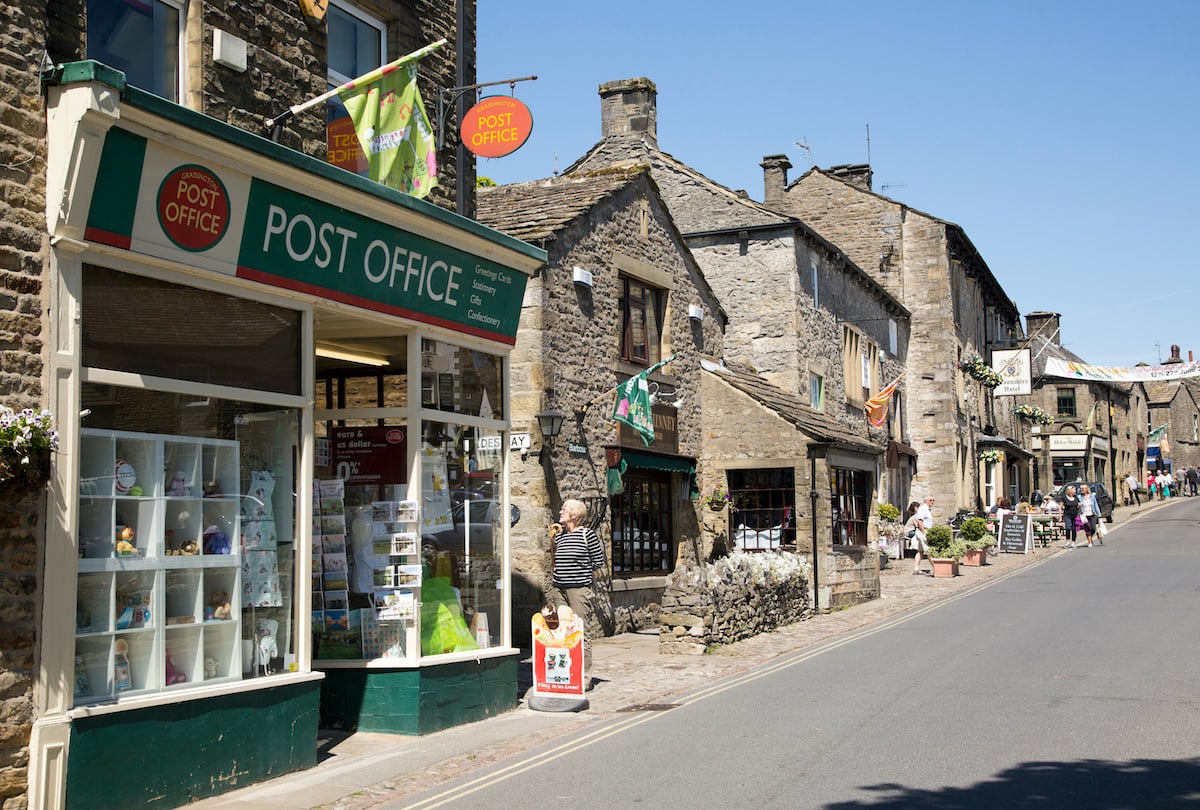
(85, 127, 528, 344)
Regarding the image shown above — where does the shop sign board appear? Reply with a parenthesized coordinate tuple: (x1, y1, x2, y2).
(998, 513, 1031, 554)
(530, 609, 586, 699)
(84, 127, 529, 344)
(330, 426, 407, 486)
(992, 348, 1032, 396)
(1049, 435, 1088, 452)
(460, 96, 533, 158)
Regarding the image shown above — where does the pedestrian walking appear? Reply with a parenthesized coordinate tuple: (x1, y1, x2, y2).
(1147, 472, 1157, 500)
(1125, 472, 1141, 506)
(904, 501, 930, 575)
(1079, 484, 1099, 547)
(1061, 485, 1081, 548)
(1188, 467, 1199, 497)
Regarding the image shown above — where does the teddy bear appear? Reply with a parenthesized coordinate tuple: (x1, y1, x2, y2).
(207, 590, 231, 621)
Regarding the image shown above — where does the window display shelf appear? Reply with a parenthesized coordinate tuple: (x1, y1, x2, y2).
(75, 428, 242, 704)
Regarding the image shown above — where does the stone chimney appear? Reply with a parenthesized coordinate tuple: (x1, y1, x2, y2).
(1025, 311, 1061, 346)
(599, 77, 657, 148)
(828, 163, 873, 191)
(1164, 344, 1183, 365)
(761, 154, 792, 205)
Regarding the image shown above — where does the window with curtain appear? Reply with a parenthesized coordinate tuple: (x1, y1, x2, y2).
(619, 276, 665, 366)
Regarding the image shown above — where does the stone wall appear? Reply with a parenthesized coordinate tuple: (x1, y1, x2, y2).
(659, 552, 811, 655)
(1, 4, 51, 807)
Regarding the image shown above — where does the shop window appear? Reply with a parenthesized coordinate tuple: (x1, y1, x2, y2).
(727, 468, 796, 552)
(75, 384, 301, 704)
(87, 0, 184, 102)
(1056, 387, 1077, 418)
(831, 468, 871, 546)
(619, 276, 665, 366)
(325, 1, 386, 177)
(611, 473, 673, 574)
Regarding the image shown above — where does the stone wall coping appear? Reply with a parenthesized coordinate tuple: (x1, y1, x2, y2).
(611, 576, 667, 593)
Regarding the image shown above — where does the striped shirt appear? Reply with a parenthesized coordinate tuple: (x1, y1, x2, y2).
(552, 527, 607, 589)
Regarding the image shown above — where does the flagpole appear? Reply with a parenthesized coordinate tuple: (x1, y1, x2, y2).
(576, 355, 677, 413)
(265, 39, 448, 138)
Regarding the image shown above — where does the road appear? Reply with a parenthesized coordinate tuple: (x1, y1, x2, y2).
(398, 499, 1200, 809)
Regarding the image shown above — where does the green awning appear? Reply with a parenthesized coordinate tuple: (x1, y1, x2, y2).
(620, 450, 695, 473)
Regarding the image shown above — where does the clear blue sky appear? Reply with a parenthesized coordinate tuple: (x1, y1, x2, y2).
(477, 1, 1199, 368)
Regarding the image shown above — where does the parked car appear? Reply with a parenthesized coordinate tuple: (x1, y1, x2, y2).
(1051, 481, 1114, 522)
(421, 499, 520, 557)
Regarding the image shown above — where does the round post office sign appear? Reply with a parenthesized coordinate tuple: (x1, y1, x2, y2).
(461, 96, 533, 158)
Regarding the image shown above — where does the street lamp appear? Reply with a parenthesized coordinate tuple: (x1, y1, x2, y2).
(535, 409, 565, 460)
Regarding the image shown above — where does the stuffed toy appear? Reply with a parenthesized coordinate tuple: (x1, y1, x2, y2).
(203, 524, 231, 555)
(208, 590, 231, 621)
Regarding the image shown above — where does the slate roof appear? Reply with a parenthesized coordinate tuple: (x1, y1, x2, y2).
(703, 358, 880, 455)
(567, 138, 789, 233)
(566, 137, 906, 317)
(475, 165, 650, 243)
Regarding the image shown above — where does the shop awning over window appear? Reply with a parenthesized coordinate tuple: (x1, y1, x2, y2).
(620, 450, 695, 474)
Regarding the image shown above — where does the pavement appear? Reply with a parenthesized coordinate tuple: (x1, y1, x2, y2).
(188, 496, 1172, 810)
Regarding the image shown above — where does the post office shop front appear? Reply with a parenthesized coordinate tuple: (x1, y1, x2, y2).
(36, 67, 543, 809)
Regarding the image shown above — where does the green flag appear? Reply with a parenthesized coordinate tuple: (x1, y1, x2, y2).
(1148, 423, 1167, 442)
(612, 356, 674, 446)
(338, 59, 438, 198)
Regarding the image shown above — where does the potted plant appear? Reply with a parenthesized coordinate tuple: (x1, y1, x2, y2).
(959, 516, 995, 566)
(877, 502, 903, 561)
(0, 406, 58, 498)
(924, 524, 966, 578)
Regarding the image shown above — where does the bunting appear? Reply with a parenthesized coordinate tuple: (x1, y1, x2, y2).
(865, 371, 905, 428)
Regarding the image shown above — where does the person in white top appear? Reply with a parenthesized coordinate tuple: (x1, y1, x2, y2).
(1125, 472, 1141, 506)
(1078, 484, 1099, 547)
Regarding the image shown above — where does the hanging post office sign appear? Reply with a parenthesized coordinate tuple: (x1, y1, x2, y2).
(461, 96, 533, 158)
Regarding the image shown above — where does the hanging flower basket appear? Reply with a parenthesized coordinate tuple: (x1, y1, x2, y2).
(0, 448, 51, 498)
(1012, 404, 1053, 425)
(0, 407, 58, 498)
(978, 448, 1003, 464)
(960, 355, 1003, 388)
(700, 485, 734, 512)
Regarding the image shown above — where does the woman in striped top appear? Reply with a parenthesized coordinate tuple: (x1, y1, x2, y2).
(549, 498, 607, 673)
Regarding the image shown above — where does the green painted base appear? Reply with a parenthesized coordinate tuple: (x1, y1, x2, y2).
(320, 653, 519, 735)
(66, 680, 320, 810)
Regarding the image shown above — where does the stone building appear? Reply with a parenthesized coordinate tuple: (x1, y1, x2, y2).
(773, 163, 1032, 514)
(1022, 312, 1136, 499)
(1, 1, 562, 807)
(476, 165, 725, 639)
(560, 78, 913, 610)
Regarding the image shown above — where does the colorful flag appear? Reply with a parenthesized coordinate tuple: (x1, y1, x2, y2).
(612, 356, 674, 446)
(1148, 423, 1168, 443)
(337, 51, 439, 198)
(865, 372, 904, 428)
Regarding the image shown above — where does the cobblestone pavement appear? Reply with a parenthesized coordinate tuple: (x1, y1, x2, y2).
(189, 498, 1169, 810)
